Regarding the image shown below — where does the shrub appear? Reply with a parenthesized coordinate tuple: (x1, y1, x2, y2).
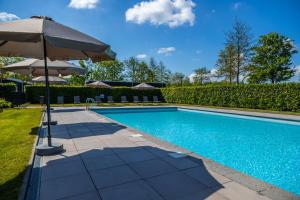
(161, 83, 300, 111)
(25, 85, 162, 103)
(0, 98, 12, 112)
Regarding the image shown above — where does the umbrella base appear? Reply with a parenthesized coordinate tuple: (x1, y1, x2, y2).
(36, 142, 64, 156)
(42, 121, 57, 126)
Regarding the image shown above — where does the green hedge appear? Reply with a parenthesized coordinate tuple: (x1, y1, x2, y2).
(0, 98, 12, 112)
(161, 83, 300, 111)
(0, 83, 16, 95)
(25, 85, 162, 103)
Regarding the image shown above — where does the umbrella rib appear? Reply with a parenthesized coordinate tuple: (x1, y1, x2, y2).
(0, 41, 8, 47)
(81, 50, 89, 58)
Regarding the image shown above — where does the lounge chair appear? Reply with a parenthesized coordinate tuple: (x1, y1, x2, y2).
(121, 96, 128, 103)
(74, 96, 80, 104)
(57, 96, 64, 104)
(95, 96, 102, 104)
(143, 96, 149, 103)
(153, 96, 161, 103)
(107, 96, 114, 103)
(39, 96, 44, 105)
(133, 96, 140, 103)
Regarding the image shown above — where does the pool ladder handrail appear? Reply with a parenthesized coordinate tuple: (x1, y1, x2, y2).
(86, 98, 96, 110)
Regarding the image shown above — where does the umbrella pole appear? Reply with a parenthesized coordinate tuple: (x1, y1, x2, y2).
(42, 36, 52, 147)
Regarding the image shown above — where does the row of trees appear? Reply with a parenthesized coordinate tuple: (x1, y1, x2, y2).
(69, 57, 175, 85)
(215, 20, 297, 84)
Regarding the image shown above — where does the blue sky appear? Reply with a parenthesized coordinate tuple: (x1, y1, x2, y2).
(1, 0, 300, 78)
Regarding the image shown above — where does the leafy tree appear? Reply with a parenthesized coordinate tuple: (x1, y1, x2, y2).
(193, 67, 210, 84)
(124, 57, 140, 84)
(97, 60, 124, 81)
(171, 72, 185, 86)
(68, 75, 85, 85)
(226, 19, 252, 84)
(147, 57, 159, 82)
(216, 44, 236, 83)
(247, 33, 297, 83)
(0, 57, 25, 82)
(158, 61, 172, 85)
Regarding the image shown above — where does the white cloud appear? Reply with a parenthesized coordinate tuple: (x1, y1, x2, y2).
(68, 0, 99, 9)
(125, 0, 196, 28)
(157, 47, 176, 55)
(136, 54, 147, 59)
(233, 2, 242, 10)
(188, 73, 196, 82)
(295, 65, 300, 75)
(0, 12, 19, 22)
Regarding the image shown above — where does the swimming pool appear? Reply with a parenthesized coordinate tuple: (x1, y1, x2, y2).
(94, 107, 300, 195)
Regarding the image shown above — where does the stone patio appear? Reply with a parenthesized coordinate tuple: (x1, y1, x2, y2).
(36, 107, 275, 200)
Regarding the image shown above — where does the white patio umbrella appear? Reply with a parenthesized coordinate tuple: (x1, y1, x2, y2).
(3, 58, 85, 76)
(132, 83, 156, 90)
(32, 76, 67, 84)
(0, 16, 116, 155)
(86, 81, 112, 88)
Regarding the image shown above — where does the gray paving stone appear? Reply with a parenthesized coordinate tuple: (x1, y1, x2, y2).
(174, 188, 229, 200)
(183, 166, 231, 188)
(41, 160, 86, 181)
(146, 171, 208, 200)
(118, 148, 157, 163)
(163, 156, 199, 170)
(59, 191, 101, 200)
(129, 158, 177, 178)
(40, 173, 96, 200)
(78, 148, 114, 159)
(91, 165, 140, 189)
(83, 153, 124, 171)
(42, 151, 80, 166)
(99, 180, 163, 200)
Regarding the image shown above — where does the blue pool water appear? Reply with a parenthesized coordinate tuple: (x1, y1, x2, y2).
(95, 108, 300, 195)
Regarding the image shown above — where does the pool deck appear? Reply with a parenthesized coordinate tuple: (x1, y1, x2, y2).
(30, 106, 299, 200)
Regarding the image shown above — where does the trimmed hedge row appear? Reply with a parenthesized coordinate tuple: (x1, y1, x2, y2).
(25, 85, 162, 103)
(0, 83, 16, 95)
(161, 83, 300, 111)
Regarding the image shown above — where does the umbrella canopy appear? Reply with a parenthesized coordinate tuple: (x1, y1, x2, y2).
(86, 81, 112, 88)
(0, 16, 116, 151)
(0, 16, 116, 61)
(132, 83, 156, 90)
(3, 58, 85, 76)
(32, 76, 67, 84)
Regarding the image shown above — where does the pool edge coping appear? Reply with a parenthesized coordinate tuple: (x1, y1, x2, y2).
(91, 106, 300, 200)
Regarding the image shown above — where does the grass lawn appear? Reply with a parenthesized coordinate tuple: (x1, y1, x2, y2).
(0, 108, 42, 200)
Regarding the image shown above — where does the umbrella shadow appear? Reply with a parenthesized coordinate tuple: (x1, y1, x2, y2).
(37, 145, 225, 200)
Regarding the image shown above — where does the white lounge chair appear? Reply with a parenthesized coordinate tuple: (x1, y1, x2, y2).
(143, 96, 149, 103)
(57, 96, 64, 104)
(107, 96, 114, 103)
(133, 96, 140, 103)
(74, 96, 80, 104)
(153, 96, 161, 103)
(95, 96, 102, 104)
(121, 96, 128, 103)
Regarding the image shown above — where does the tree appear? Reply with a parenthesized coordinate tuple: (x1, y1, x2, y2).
(158, 61, 172, 85)
(216, 44, 236, 83)
(247, 33, 297, 83)
(171, 72, 185, 86)
(147, 57, 159, 82)
(124, 57, 140, 84)
(193, 67, 210, 84)
(0, 57, 24, 82)
(226, 19, 252, 84)
(97, 60, 124, 81)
